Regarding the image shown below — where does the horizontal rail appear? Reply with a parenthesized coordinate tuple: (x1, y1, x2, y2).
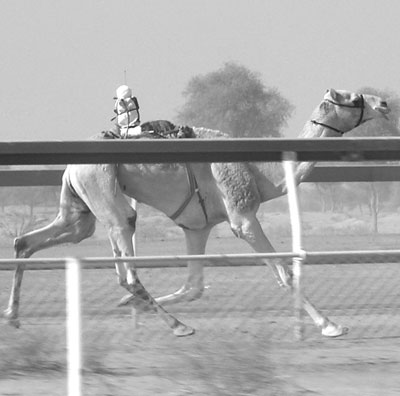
(1, 249, 399, 270)
(1, 164, 400, 187)
(0, 252, 298, 270)
(2, 138, 400, 165)
(305, 164, 400, 183)
(0, 169, 64, 186)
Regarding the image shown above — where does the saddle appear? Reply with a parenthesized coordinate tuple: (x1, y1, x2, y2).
(101, 120, 196, 140)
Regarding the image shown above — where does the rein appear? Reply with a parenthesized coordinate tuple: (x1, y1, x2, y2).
(311, 95, 365, 135)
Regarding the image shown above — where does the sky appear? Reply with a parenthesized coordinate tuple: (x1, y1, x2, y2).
(1, 0, 400, 141)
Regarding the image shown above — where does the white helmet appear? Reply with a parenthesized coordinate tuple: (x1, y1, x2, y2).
(116, 85, 132, 99)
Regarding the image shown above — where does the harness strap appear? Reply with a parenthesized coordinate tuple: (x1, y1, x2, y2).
(169, 164, 208, 224)
(310, 120, 345, 135)
(354, 95, 364, 128)
(110, 97, 140, 122)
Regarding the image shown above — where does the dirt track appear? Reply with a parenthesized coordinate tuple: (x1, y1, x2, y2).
(1, 317, 399, 395)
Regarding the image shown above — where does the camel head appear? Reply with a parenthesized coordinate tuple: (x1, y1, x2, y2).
(309, 88, 390, 137)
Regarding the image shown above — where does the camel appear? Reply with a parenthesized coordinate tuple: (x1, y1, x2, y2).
(4, 88, 390, 337)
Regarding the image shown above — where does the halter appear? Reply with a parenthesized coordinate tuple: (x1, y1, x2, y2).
(311, 94, 365, 135)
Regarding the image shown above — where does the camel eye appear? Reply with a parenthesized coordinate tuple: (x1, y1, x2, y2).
(381, 101, 388, 107)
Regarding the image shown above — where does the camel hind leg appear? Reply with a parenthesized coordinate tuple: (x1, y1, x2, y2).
(228, 211, 347, 337)
(5, 182, 97, 328)
(155, 226, 212, 305)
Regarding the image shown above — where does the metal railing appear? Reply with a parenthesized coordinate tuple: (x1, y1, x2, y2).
(1, 137, 400, 164)
(2, 162, 400, 187)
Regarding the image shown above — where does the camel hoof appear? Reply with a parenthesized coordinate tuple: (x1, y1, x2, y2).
(173, 324, 195, 337)
(155, 285, 204, 305)
(118, 294, 136, 307)
(321, 322, 349, 337)
(117, 294, 156, 313)
(9, 318, 21, 329)
(4, 310, 20, 329)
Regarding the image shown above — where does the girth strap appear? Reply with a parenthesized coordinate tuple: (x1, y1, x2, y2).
(169, 164, 208, 224)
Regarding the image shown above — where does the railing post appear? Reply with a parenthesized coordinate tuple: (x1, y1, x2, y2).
(130, 199, 137, 253)
(130, 198, 140, 329)
(66, 258, 82, 396)
(283, 152, 305, 341)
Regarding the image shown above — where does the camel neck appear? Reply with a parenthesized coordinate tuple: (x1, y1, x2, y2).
(291, 119, 332, 185)
(293, 160, 317, 185)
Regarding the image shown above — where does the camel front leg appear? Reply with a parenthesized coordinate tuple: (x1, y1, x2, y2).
(110, 226, 195, 337)
(4, 263, 25, 328)
(230, 214, 347, 337)
(155, 226, 212, 305)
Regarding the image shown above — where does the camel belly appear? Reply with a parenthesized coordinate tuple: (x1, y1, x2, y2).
(117, 163, 227, 227)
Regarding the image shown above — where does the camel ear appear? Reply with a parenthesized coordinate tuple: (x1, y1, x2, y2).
(324, 88, 340, 102)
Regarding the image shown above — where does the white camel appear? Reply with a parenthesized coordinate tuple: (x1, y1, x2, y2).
(4, 89, 390, 337)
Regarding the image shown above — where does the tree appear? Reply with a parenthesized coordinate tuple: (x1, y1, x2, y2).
(177, 62, 293, 138)
(0, 209, 49, 240)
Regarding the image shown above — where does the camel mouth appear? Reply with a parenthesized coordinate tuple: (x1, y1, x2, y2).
(375, 105, 390, 119)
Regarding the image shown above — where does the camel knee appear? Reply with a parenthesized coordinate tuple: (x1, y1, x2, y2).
(116, 272, 142, 295)
(109, 216, 137, 251)
(14, 236, 30, 258)
(68, 212, 97, 243)
(115, 267, 131, 289)
(117, 276, 128, 288)
(270, 262, 293, 289)
(109, 226, 135, 246)
(230, 224, 244, 239)
(127, 213, 137, 233)
(230, 221, 257, 244)
(230, 220, 250, 240)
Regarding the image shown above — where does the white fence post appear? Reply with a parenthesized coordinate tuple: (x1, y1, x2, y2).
(283, 152, 304, 340)
(131, 198, 137, 253)
(66, 258, 82, 396)
(130, 198, 140, 328)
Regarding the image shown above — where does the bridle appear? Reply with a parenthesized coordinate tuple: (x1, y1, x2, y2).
(311, 94, 365, 135)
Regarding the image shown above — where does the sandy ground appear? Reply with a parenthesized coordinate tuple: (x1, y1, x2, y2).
(1, 327, 400, 396)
